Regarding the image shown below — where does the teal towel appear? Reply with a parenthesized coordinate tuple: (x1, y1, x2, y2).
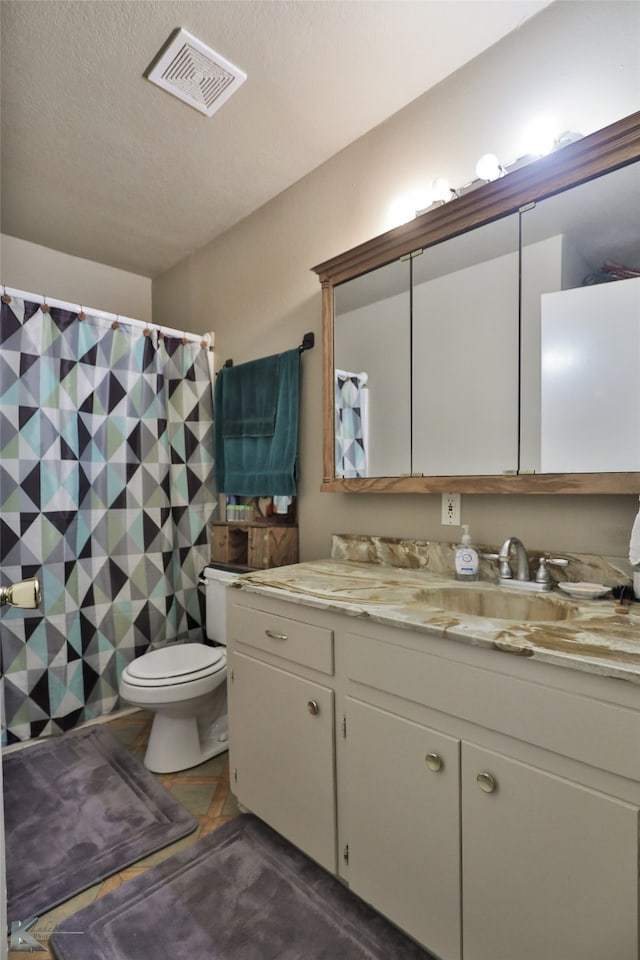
(214, 348, 300, 496)
(221, 353, 279, 437)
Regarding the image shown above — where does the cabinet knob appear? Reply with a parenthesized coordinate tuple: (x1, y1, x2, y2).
(425, 752, 443, 772)
(307, 700, 320, 716)
(477, 771, 497, 794)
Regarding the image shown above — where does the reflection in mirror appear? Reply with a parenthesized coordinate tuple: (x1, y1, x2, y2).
(412, 214, 519, 476)
(334, 258, 411, 477)
(520, 160, 640, 473)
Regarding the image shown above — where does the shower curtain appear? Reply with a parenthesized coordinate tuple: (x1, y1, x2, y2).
(0, 297, 216, 745)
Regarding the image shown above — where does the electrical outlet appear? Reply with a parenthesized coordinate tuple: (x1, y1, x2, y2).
(441, 492, 461, 526)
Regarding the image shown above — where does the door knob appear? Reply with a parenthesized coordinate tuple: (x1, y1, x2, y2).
(477, 771, 497, 793)
(425, 752, 443, 772)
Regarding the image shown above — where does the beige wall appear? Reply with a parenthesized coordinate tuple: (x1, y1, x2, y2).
(153, 1, 640, 563)
(1, 234, 152, 323)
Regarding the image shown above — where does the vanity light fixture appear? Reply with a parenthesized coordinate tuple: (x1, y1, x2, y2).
(475, 153, 506, 182)
(521, 115, 559, 157)
(431, 177, 457, 203)
(412, 119, 582, 220)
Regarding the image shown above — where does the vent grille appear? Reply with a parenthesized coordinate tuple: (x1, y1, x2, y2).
(146, 28, 246, 117)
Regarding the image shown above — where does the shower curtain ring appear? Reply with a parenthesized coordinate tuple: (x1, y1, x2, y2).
(1, 285, 10, 304)
(78, 305, 87, 321)
(182, 331, 189, 345)
(42, 295, 50, 314)
(112, 315, 120, 330)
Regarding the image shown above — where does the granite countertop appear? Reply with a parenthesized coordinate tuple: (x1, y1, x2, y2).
(233, 556, 640, 685)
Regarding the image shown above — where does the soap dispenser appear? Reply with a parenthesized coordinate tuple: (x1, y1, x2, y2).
(455, 525, 479, 582)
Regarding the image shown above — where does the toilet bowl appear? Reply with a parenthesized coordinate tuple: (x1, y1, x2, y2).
(119, 565, 235, 773)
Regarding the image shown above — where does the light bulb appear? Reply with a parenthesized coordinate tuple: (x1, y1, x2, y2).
(386, 195, 417, 229)
(521, 116, 558, 157)
(432, 177, 453, 203)
(475, 153, 504, 182)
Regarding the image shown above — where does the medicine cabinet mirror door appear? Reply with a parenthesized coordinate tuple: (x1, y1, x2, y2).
(520, 158, 640, 475)
(411, 212, 520, 477)
(333, 257, 411, 478)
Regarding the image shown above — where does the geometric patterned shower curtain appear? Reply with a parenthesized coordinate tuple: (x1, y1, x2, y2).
(0, 298, 216, 744)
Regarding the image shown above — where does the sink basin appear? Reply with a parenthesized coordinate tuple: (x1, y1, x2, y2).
(411, 586, 580, 622)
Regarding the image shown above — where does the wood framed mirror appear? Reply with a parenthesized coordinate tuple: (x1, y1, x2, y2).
(313, 111, 640, 494)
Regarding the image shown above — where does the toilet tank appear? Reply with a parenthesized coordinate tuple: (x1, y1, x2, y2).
(202, 566, 238, 645)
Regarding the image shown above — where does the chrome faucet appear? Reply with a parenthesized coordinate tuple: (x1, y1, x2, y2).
(482, 539, 568, 592)
(498, 537, 530, 582)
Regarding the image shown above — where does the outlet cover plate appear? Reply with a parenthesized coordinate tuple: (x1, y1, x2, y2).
(442, 493, 461, 525)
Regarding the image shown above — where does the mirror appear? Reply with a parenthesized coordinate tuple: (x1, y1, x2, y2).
(315, 111, 640, 494)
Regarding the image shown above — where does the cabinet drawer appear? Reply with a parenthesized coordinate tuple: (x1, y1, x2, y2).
(228, 599, 334, 675)
(344, 629, 640, 781)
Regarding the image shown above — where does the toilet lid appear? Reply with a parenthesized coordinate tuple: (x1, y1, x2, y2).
(127, 644, 225, 681)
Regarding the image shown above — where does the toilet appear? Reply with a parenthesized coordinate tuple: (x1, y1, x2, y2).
(119, 565, 235, 773)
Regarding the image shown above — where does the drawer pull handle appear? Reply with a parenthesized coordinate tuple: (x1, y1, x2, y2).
(425, 752, 443, 772)
(307, 700, 320, 716)
(265, 629, 288, 641)
(477, 771, 497, 794)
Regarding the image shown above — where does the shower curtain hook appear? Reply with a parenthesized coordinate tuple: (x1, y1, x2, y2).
(78, 304, 87, 321)
(182, 331, 189, 345)
(111, 315, 120, 330)
(1, 284, 11, 304)
(41, 294, 50, 314)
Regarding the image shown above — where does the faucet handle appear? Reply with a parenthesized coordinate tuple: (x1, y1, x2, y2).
(482, 552, 512, 578)
(535, 557, 569, 584)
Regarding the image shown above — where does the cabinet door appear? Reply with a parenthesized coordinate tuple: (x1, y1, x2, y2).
(345, 698, 461, 960)
(228, 651, 336, 872)
(247, 526, 298, 569)
(462, 743, 639, 960)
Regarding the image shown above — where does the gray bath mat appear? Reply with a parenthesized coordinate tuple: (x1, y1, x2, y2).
(3, 724, 197, 924)
(51, 813, 434, 960)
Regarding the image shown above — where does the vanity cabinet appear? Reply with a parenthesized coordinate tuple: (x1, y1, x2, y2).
(226, 593, 337, 873)
(228, 587, 640, 960)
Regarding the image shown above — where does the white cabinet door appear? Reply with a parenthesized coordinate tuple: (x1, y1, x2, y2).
(345, 698, 461, 960)
(540, 276, 640, 472)
(462, 743, 639, 960)
(228, 651, 336, 872)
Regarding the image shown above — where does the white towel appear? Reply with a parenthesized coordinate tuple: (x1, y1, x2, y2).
(629, 495, 640, 565)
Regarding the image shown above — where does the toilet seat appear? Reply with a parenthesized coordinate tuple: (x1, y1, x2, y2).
(124, 644, 226, 688)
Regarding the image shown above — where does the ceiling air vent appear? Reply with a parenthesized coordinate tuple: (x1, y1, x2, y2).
(146, 28, 246, 117)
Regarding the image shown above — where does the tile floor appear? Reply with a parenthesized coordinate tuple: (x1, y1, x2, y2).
(6, 710, 239, 959)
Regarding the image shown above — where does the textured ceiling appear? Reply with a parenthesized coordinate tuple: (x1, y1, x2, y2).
(0, 0, 551, 278)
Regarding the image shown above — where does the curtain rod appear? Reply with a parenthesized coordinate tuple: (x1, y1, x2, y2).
(1, 284, 212, 348)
